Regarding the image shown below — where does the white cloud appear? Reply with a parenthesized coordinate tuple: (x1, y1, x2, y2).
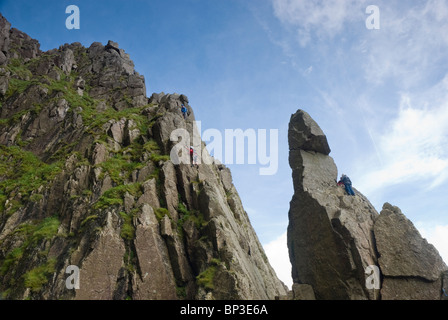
(358, 89, 448, 194)
(263, 232, 293, 289)
(303, 65, 313, 76)
(416, 224, 448, 265)
(272, 0, 366, 46)
(361, 0, 448, 87)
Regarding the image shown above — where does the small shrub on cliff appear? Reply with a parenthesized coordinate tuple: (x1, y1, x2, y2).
(119, 211, 135, 240)
(196, 259, 221, 291)
(23, 259, 57, 293)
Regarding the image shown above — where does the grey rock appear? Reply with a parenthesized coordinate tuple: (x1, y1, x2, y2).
(124, 192, 135, 214)
(288, 109, 379, 300)
(160, 214, 173, 237)
(137, 178, 160, 208)
(292, 283, 316, 300)
(289, 109, 331, 155)
(108, 119, 126, 144)
(133, 205, 178, 299)
(0, 13, 11, 57)
(375, 203, 448, 300)
(152, 110, 185, 155)
(87, 41, 146, 109)
(149, 92, 164, 104)
(0, 67, 9, 95)
(135, 162, 155, 183)
(124, 119, 140, 145)
(74, 76, 85, 96)
(9, 27, 40, 59)
(375, 203, 447, 280)
(105, 40, 120, 54)
(55, 48, 75, 74)
(287, 108, 447, 300)
(92, 142, 108, 165)
(75, 212, 126, 300)
(161, 161, 179, 221)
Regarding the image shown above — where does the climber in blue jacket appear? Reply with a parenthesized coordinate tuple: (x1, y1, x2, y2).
(338, 174, 355, 196)
(181, 104, 188, 119)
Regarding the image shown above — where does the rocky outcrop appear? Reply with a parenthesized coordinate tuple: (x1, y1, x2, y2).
(0, 14, 286, 300)
(375, 203, 447, 300)
(288, 110, 379, 300)
(0, 13, 40, 65)
(287, 109, 447, 300)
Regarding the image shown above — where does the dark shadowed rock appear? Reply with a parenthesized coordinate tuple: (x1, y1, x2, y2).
(0, 14, 11, 60)
(292, 283, 316, 300)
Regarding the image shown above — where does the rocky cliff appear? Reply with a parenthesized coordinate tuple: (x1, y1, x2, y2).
(287, 109, 448, 300)
(0, 13, 287, 300)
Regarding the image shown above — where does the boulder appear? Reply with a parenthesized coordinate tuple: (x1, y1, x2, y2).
(137, 178, 160, 208)
(56, 48, 75, 74)
(375, 203, 448, 300)
(288, 109, 331, 155)
(108, 119, 126, 144)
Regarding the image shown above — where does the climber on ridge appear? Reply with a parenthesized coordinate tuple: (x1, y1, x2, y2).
(338, 174, 355, 196)
(181, 104, 188, 119)
(190, 146, 194, 167)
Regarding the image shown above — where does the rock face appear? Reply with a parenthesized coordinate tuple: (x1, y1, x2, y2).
(374, 203, 448, 300)
(0, 14, 286, 300)
(287, 109, 448, 300)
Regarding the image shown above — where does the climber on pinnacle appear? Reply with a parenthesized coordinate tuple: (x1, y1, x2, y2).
(338, 174, 355, 196)
(181, 104, 188, 119)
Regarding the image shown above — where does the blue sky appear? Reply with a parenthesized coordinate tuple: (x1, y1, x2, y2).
(1, 0, 447, 289)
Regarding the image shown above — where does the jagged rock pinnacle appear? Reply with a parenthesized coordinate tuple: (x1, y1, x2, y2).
(288, 109, 331, 155)
(287, 109, 448, 300)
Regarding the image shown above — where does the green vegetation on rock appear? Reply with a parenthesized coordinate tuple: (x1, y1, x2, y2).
(196, 259, 221, 291)
(93, 183, 142, 210)
(119, 211, 135, 240)
(154, 207, 170, 221)
(0, 146, 63, 215)
(0, 216, 61, 296)
(23, 259, 57, 293)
